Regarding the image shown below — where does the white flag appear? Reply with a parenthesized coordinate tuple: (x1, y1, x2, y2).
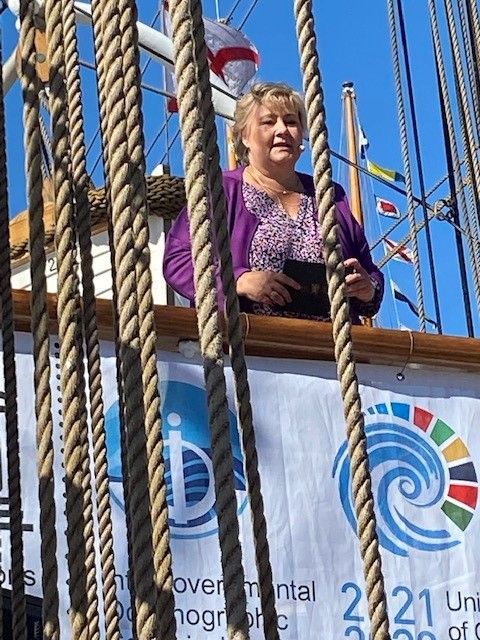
(162, 2, 259, 111)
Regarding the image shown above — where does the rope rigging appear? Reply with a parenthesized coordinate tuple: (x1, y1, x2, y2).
(428, 0, 480, 335)
(45, 0, 101, 636)
(4, 1, 480, 639)
(177, 0, 280, 633)
(394, 0, 442, 333)
(60, 0, 122, 635)
(89, 0, 137, 625)
(443, 0, 480, 249)
(0, 36, 26, 640)
(18, 1, 60, 637)
(91, 0, 175, 636)
(117, 0, 177, 635)
(293, 0, 389, 637)
(168, 0, 251, 635)
(386, 0, 427, 332)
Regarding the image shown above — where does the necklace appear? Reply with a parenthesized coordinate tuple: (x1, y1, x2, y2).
(244, 165, 303, 200)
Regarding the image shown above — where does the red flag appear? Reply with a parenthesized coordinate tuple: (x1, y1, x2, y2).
(375, 196, 400, 219)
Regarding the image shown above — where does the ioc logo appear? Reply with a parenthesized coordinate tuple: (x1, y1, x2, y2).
(105, 380, 247, 540)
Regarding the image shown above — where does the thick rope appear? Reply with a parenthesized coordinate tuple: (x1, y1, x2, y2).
(18, 2, 60, 638)
(94, 2, 161, 636)
(188, 6, 279, 640)
(89, 0, 138, 626)
(293, 1, 390, 639)
(169, 1, 250, 638)
(428, 0, 480, 316)
(443, 0, 480, 246)
(45, 1, 100, 638)
(90, 0, 139, 624)
(116, 3, 176, 636)
(387, 0, 426, 332)
(60, 1, 121, 637)
(0, 37, 26, 640)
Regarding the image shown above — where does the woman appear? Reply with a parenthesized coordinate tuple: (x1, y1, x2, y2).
(163, 82, 383, 323)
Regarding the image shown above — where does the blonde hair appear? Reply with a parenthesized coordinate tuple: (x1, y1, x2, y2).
(232, 82, 307, 165)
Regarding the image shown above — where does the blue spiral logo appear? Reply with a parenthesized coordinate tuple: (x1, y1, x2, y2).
(332, 403, 477, 557)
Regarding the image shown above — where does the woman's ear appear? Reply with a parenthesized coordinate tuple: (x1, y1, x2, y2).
(241, 124, 250, 152)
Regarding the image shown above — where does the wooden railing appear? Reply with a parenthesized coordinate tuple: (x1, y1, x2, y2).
(12, 289, 480, 373)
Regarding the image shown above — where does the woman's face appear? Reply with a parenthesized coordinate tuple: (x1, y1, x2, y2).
(241, 102, 303, 171)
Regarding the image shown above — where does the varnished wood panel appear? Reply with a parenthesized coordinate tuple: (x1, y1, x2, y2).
(11, 289, 480, 373)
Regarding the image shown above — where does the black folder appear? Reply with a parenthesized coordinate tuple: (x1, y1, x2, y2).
(282, 259, 330, 317)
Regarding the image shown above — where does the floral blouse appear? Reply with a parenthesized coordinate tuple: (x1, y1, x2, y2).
(243, 181, 330, 320)
(243, 181, 381, 320)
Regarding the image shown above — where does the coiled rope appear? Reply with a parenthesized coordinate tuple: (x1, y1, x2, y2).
(169, 0, 251, 637)
(293, 0, 390, 638)
(18, 1, 60, 638)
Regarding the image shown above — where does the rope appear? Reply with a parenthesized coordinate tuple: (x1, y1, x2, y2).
(18, 1, 60, 637)
(377, 211, 434, 269)
(45, 1, 100, 637)
(38, 90, 53, 178)
(94, 1, 162, 636)
(293, 1, 390, 639)
(458, 0, 480, 143)
(466, 0, 480, 78)
(180, 2, 280, 638)
(169, 0, 250, 637)
(118, 1, 176, 636)
(387, 0, 426, 332)
(60, 0, 121, 636)
(428, 0, 480, 323)
(395, 0, 442, 333)
(89, 0, 137, 625)
(443, 0, 480, 249)
(194, 17, 279, 640)
(0, 36, 26, 640)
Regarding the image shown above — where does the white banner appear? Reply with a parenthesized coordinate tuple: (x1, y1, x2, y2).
(1, 335, 480, 640)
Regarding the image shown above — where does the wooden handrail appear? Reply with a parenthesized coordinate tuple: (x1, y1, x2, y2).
(11, 289, 480, 373)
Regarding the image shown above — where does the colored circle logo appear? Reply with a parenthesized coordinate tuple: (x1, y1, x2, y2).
(332, 402, 477, 556)
(105, 380, 247, 540)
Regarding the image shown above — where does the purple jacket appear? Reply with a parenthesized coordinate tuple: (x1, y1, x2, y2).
(163, 167, 384, 322)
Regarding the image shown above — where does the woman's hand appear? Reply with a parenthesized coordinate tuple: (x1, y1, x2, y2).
(236, 270, 301, 306)
(344, 258, 376, 303)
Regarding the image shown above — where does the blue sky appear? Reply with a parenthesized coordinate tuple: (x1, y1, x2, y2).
(1, 1, 477, 336)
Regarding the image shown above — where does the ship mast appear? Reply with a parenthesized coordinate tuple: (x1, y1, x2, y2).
(342, 81, 364, 226)
(342, 82, 373, 327)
